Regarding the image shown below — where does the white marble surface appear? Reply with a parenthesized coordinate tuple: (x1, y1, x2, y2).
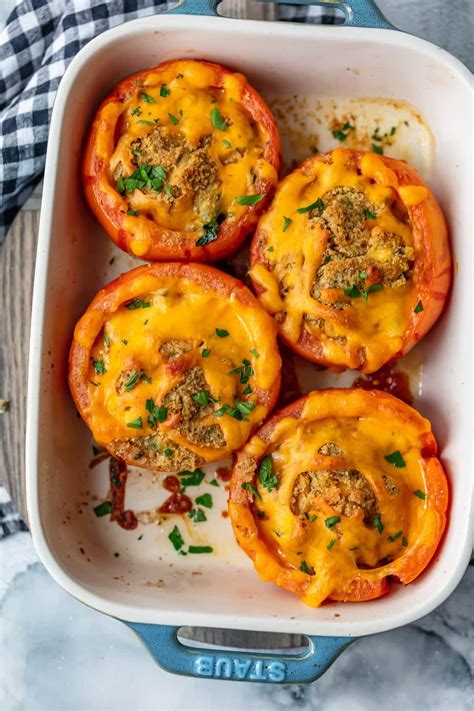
(1, 1, 473, 709)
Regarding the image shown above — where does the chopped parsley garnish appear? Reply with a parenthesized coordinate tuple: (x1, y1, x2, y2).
(127, 417, 143, 429)
(93, 501, 112, 517)
(188, 508, 207, 523)
(297, 198, 325, 214)
(282, 216, 292, 232)
(215, 328, 229, 337)
(331, 123, 354, 142)
(372, 144, 384, 155)
(92, 359, 106, 375)
(327, 538, 336, 550)
(364, 208, 377, 219)
(209, 479, 219, 487)
(122, 339, 128, 345)
(124, 371, 140, 391)
(223, 139, 232, 148)
(402, 536, 408, 547)
(165, 183, 175, 199)
(140, 92, 155, 103)
(132, 149, 142, 158)
(135, 79, 141, 87)
(243, 384, 252, 395)
(168, 112, 179, 125)
(195, 214, 225, 247)
(234, 400, 256, 415)
(159, 85, 170, 97)
(359, 271, 368, 279)
(125, 298, 151, 310)
(236, 194, 266, 206)
(195, 493, 213, 509)
(373, 515, 384, 534)
(168, 525, 184, 551)
(309, 514, 317, 522)
(145, 399, 167, 427)
(325, 516, 341, 529)
(127, 209, 140, 216)
(137, 119, 154, 126)
(390, 126, 397, 135)
(344, 283, 382, 301)
(163, 448, 173, 458)
(178, 468, 206, 488)
(385, 450, 406, 468)
(202, 348, 211, 358)
(388, 530, 403, 542)
(103, 331, 110, 348)
(188, 546, 213, 554)
(414, 300, 424, 313)
(140, 372, 152, 384)
(250, 348, 259, 358)
(131, 107, 142, 116)
(241, 482, 262, 500)
(413, 489, 426, 500)
(258, 456, 278, 493)
(117, 164, 167, 194)
(228, 358, 254, 384)
(344, 284, 361, 298)
(300, 561, 315, 576)
(193, 391, 213, 407)
(267, 246, 274, 252)
(211, 107, 227, 131)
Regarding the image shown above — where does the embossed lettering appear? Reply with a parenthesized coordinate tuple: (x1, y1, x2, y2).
(215, 657, 232, 678)
(233, 659, 252, 679)
(194, 656, 214, 677)
(268, 661, 286, 682)
(249, 660, 268, 681)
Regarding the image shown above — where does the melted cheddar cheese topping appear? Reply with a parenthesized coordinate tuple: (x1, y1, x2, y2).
(74, 271, 281, 460)
(96, 60, 277, 254)
(250, 149, 429, 373)
(245, 391, 441, 607)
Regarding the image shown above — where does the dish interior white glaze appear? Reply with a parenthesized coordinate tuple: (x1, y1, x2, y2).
(27, 15, 473, 637)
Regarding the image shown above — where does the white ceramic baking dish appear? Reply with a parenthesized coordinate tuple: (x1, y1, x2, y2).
(26, 0, 473, 684)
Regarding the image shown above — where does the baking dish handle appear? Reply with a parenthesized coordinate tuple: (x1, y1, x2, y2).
(125, 622, 354, 683)
(168, 0, 395, 29)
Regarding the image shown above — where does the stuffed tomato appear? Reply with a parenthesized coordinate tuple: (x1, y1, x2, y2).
(83, 59, 281, 262)
(250, 148, 451, 373)
(69, 263, 281, 471)
(229, 388, 448, 607)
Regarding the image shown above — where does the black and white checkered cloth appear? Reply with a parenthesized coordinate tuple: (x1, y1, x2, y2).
(0, 0, 337, 535)
(0, 0, 339, 244)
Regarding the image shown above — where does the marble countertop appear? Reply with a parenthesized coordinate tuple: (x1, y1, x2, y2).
(1, 1, 473, 710)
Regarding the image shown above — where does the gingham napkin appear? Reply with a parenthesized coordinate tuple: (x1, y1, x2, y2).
(0, 0, 339, 244)
(0, 0, 338, 534)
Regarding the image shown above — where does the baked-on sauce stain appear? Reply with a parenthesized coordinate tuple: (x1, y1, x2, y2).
(216, 466, 232, 482)
(109, 457, 138, 530)
(353, 364, 413, 405)
(159, 475, 193, 514)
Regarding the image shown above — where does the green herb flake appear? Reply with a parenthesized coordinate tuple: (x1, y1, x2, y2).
(414, 300, 424, 313)
(250, 348, 259, 358)
(188, 508, 207, 523)
(327, 538, 336, 550)
(195, 214, 224, 247)
(325, 516, 341, 529)
(202, 348, 211, 358)
(211, 107, 227, 131)
(135, 79, 141, 87)
(121, 339, 128, 345)
(160, 85, 170, 97)
(413, 489, 426, 500)
(168, 525, 184, 551)
(209, 479, 219, 487)
(163, 448, 173, 458)
(126, 417, 143, 429)
(300, 560, 315, 576)
(282, 216, 292, 232)
(236, 194, 266, 206)
(344, 284, 361, 298)
(243, 384, 252, 395)
(188, 546, 213, 554)
(103, 331, 111, 348)
(223, 139, 232, 148)
(364, 208, 377, 220)
(138, 534, 143, 541)
(241, 482, 262, 500)
(258, 455, 279, 493)
(234, 400, 256, 415)
(267, 246, 274, 252)
(92, 444, 104, 456)
(372, 144, 384, 155)
(402, 536, 408, 547)
(193, 391, 212, 408)
(309, 514, 317, 522)
(124, 371, 140, 391)
(145, 398, 167, 428)
(388, 530, 403, 542)
(297, 198, 325, 214)
(332, 129, 349, 142)
(373, 515, 384, 534)
(140, 92, 155, 104)
(195, 493, 213, 509)
(385, 450, 406, 468)
(390, 126, 397, 136)
(215, 328, 229, 338)
(92, 359, 106, 375)
(228, 358, 254, 385)
(137, 119, 154, 126)
(178, 468, 206, 488)
(168, 113, 179, 125)
(125, 298, 151, 310)
(131, 107, 142, 117)
(93, 501, 113, 517)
